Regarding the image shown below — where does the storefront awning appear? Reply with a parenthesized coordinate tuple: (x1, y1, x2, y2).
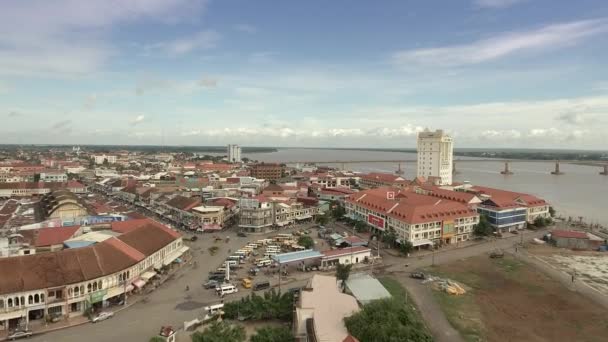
(163, 246, 190, 266)
(0, 309, 26, 321)
(132, 279, 146, 289)
(412, 239, 434, 247)
(140, 271, 157, 281)
(295, 215, 312, 220)
(275, 221, 289, 227)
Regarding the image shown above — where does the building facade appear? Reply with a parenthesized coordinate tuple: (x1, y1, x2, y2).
(0, 221, 186, 333)
(93, 155, 117, 165)
(227, 144, 241, 163)
(345, 187, 479, 247)
(249, 163, 283, 181)
(417, 129, 453, 185)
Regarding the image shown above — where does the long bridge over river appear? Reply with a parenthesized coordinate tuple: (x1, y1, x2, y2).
(284, 159, 608, 176)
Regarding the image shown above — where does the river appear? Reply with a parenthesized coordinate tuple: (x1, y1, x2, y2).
(239, 148, 608, 227)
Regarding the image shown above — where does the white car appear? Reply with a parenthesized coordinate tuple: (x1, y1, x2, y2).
(92, 311, 114, 323)
(8, 330, 32, 340)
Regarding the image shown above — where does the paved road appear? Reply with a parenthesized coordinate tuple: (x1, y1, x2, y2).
(28, 224, 315, 342)
(28, 222, 546, 342)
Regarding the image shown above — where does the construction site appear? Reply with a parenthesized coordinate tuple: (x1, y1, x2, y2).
(421, 254, 608, 342)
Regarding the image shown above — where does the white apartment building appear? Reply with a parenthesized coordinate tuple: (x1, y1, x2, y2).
(39, 172, 68, 182)
(417, 129, 453, 185)
(227, 144, 241, 163)
(93, 155, 117, 165)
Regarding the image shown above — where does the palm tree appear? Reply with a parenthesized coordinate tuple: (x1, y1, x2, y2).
(336, 263, 353, 293)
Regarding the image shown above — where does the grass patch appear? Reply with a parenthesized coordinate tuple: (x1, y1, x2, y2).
(377, 277, 432, 335)
(432, 291, 484, 342)
(492, 257, 524, 274)
(378, 277, 408, 301)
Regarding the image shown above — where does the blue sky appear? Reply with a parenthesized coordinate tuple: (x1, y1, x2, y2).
(2, 0, 608, 149)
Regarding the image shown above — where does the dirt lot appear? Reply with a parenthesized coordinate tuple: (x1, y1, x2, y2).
(425, 254, 608, 342)
(527, 244, 608, 296)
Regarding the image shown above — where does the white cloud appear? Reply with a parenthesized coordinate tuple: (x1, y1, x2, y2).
(392, 19, 608, 67)
(0, 0, 208, 76)
(474, 0, 526, 9)
(131, 115, 145, 125)
(234, 24, 257, 34)
(148, 30, 220, 55)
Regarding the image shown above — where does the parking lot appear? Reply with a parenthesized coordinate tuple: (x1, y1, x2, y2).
(28, 222, 318, 342)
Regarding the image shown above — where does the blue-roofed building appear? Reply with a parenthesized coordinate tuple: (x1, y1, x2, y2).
(271, 249, 322, 265)
(63, 240, 96, 249)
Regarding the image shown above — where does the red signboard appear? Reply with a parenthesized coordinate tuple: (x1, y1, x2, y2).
(367, 214, 385, 230)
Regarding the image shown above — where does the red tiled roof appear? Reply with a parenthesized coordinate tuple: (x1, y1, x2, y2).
(360, 172, 406, 183)
(165, 195, 201, 211)
(35, 226, 81, 247)
(471, 186, 547, 208)
(422, 186, 479, 204)
(346, 187, 477, 224)
(104, 237, 146, 261)
(552, 230, 588, 239)
(117, 222, 180, 256)
(322, 246, 370, 258)
(111, 218, 159, 233)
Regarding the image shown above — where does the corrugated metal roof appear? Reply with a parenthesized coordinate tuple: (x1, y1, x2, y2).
(271, 249, 322, 264)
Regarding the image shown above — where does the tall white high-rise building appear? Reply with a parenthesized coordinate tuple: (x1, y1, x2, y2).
(227, 144, 241, 163)
(416, 129, 453, 185)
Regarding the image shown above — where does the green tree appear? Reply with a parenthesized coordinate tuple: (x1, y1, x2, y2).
(473, 214, 493, 236)
(298, 236, 314, 249)
(331, 202, 346, 220)
(250, 326, 294, 342)
(336, 263, 353, 292)
(548, 206, 556, 217)
(190, 322, 245, 342)
(382, 228, 398, 248)
(399, 240, 414, 255)
(315, 213, 329, 226)
(149, 337, 165, 342)
(344, 298, 433, 342)
(223, 290, 294, 321)
(534, 216, 548, 227)
(242, 157, 250, 163)
(354, 221, 369, 233)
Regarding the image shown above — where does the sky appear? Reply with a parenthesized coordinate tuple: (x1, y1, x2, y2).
(1, 0, 608, 149)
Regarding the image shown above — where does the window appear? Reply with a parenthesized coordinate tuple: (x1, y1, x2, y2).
(87, 283, 92, 293)
(98, 281, 103, 290)
(28, 295, 33, 305)
(74, 286, 79, 296)
(8, 298, 13, 307)
(80, 285, 84, 294)
(0, 299, 4, 309)
(93, 282, 97, 291)
(20, 296, 25, 307)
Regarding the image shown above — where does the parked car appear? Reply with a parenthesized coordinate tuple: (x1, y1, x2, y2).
(237, 232, 247, 237)
(8, 330, 32, 340)
(253, 281, 271, 291)
(410, 272, 426, 279)
(189, 235, 198, 242)
(203, 279, 220, 289)
(91, 311, 114, 323)
(490, 250, 504, 258)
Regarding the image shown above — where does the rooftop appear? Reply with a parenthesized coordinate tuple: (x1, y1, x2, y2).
(271, 249, 323, 264)
(345, 273, 391, 305)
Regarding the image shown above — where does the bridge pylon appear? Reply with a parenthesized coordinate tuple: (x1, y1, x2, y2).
(500, 162, 513, 175)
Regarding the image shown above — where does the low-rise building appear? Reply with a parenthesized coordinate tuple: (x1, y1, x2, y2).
(38, 190, 88, 221)
(468, 186, 549, 232)
(0, 181, 87, 198)
(93, 155, 117, 165)
(345, 187, 479, 247)
(39, 172, 68, 183)
(358, 173, 409, 189)
(294, 275, 360, 342)
(249, 163, 283, 181)
(0, 220, 186, 333)
(320, 247, 371, 268)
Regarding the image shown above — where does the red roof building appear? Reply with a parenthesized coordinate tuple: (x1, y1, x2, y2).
(345, 187, 479, 247)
